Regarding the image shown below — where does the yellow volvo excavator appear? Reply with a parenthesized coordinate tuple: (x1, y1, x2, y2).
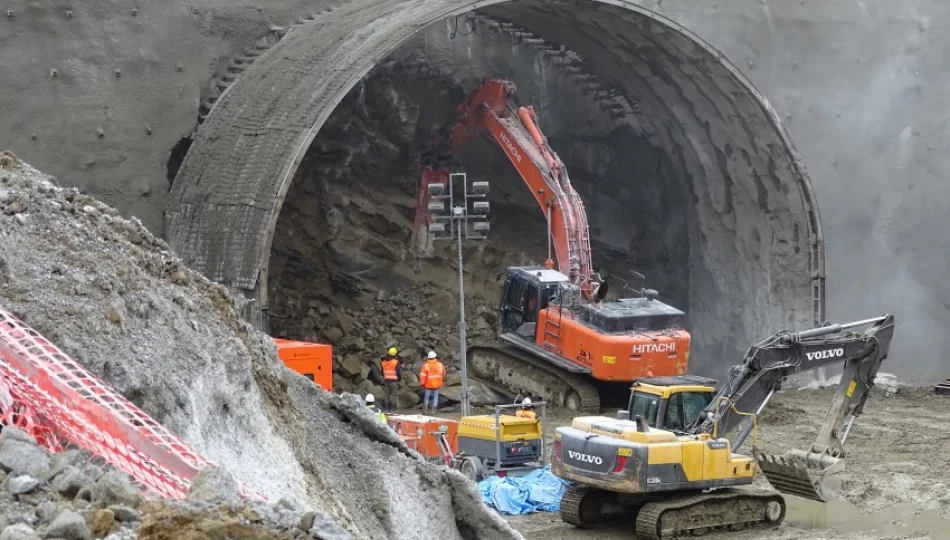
(551, 314, 896, 539)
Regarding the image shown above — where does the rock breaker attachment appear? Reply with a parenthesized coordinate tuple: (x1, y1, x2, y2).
(757, 449, 844, 502)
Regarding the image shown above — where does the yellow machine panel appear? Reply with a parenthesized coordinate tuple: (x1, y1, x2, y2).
(458, 415, 541, 442)
(681, 440, 705, 479)
(570, 416, 678, 444)
(633, 382, 716, 399)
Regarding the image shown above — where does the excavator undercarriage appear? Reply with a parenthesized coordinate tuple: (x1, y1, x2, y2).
(468, 341, 599, 413)
(560, 485, 786, 540)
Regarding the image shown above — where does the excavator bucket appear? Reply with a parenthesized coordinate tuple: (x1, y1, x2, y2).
(757, 450, 845, 502)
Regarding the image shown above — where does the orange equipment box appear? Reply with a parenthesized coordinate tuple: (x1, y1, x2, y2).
(388, 414, 458, 461)
(274, 338, 333, 392)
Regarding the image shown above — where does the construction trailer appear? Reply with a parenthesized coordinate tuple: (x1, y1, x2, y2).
(388, 414, 460, 464)
(388, 403, 548, 482)
(274, 338, 333, 391)
(455, 402, 547, 482)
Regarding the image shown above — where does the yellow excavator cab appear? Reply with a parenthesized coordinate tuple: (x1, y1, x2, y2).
(625, 376, 718, 432)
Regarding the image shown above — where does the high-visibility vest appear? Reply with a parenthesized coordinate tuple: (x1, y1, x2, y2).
(420, 360, 445, 389)
(516, 409, 536, 419)
(368, 405, 387, 423)
(382, 358, 399, 381)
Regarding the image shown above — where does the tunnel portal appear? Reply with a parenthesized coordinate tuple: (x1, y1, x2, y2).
(166, 0, 824, 374)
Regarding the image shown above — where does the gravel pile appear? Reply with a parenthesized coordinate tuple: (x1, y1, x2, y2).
(0, 152, 524, 540)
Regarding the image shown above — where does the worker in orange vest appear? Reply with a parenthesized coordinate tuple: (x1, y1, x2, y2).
(419, 350, 446, 415)
(515, 397, 537, 419)
(380, 347, 402, 412)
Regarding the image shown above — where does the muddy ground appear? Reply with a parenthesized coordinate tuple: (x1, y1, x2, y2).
(439, 387, 950, 540)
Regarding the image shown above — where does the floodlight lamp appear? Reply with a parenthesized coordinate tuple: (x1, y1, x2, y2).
(471, 181, 489, 195)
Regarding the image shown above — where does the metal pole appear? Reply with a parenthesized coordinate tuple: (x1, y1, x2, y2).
(546, 203, 552, 263)
(457, 213, 470, 417)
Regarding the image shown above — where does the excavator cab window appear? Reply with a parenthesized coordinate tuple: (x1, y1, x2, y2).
(524, 283, 541, 323)
(663, 391, 714, 433)
(629, 392, 661, 428)
(500, 277, 527, 332)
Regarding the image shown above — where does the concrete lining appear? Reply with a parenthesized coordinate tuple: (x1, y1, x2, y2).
(166, 0, 824, 361)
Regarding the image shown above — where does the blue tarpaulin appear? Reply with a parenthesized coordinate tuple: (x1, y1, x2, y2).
(478, 466, 569, 515)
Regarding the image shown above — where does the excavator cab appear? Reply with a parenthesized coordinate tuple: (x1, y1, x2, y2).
(620, 376, 717, 433)
(498, 267, 569, 338)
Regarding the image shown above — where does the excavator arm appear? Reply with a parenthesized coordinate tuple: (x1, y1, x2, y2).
(690, 314, 896, 501)
(412, 77, 594, 295)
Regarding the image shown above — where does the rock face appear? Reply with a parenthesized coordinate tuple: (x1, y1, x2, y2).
(0, 155, 523, 540)
(272, 284, 498, 403)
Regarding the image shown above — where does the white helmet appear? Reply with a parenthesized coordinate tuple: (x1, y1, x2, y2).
(364, 394, 375, 404)
(427, 351, 437, 359)
(522, 397, 532, 406)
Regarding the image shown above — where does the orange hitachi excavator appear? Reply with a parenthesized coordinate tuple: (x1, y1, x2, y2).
(412, 77, 691, 412)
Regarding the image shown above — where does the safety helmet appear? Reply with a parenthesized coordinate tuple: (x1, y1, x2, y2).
(427, 351, 437, 359)
(522, 397, 532, 406)
(388, 347, 398, 356)
(365, 394, 375, 404)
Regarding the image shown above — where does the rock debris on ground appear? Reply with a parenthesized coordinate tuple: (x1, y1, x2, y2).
(0, 153, 524, 540)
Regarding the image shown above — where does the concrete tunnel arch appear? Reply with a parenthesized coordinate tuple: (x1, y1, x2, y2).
(166, 0, 826, 369)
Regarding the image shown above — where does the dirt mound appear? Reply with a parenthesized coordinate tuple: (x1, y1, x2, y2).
(0, 154, 523, 540)
(757, 401, 809, 426)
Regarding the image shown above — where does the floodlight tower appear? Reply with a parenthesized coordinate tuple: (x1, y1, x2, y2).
(426, 172, 490, 416)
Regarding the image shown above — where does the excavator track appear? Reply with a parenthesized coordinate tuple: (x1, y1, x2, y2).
(560, 484, 600, 528)
(468, 341, 600, 413)
(634, 488, 786, 540)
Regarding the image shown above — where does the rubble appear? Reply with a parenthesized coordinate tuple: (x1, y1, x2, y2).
(0, 154, 523, 539)
(0, 426, 350, 540)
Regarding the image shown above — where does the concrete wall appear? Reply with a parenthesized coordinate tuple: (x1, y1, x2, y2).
(651, 0, 950, 380)
(1, 0, 946, 380)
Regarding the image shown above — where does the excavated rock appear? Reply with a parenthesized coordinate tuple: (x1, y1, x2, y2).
(45, 511, 92, 540)
(0, 525, 38, 540)
(8, 476, 40, 495)
(0, 154, 523, 539)
(89, 472, 141, 509)
(0, 435, 51, 479)
(185, 467, 241, 505)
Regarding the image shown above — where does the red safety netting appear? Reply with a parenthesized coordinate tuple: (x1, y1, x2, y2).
(0, 305, 264, 500)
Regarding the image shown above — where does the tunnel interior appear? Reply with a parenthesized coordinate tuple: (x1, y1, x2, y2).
(170, 0, 821, 379)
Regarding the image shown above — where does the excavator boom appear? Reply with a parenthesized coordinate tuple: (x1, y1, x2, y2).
(693, 314, 896, 501)
(413, 77, 593, 293)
